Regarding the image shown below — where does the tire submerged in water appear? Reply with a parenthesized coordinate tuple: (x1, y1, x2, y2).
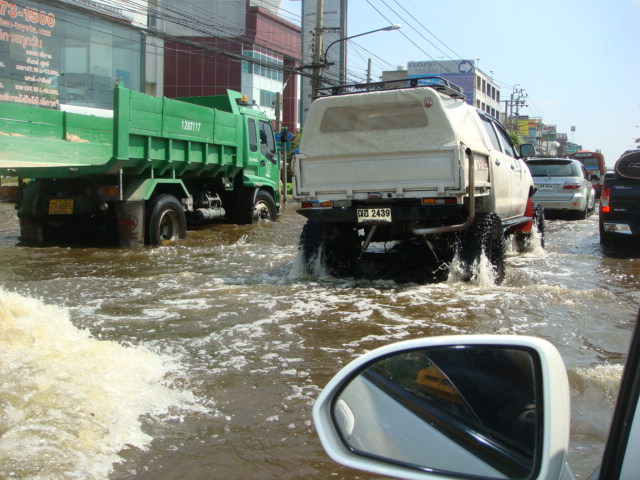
(228, 189, 277, 224)
(515, 203, 545, 252)
(299, 220, 360, 277)
(457, 212, 506, 284)
(145, 194, 187, 246)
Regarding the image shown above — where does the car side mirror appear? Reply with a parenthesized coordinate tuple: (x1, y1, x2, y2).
(313, 335, 571, 480)
(519, 144, 536, 158)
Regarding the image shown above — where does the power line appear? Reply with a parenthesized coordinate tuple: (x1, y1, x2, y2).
(363, 0, 450, 72)
(390, 0, 464, 60)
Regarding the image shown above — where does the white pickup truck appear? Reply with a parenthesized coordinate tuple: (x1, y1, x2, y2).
(292, 78, 543, 283)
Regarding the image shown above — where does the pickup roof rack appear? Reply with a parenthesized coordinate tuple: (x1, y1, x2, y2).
(315, 76, 466, 99)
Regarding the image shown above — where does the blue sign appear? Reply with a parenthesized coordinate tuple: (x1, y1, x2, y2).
(458, 60, 473, 74)
(275, 132, 295, 142)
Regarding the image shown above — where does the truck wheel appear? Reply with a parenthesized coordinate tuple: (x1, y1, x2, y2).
(299, 220, 359, 277)
(300, 220, 324, 273)
(515, 203, 545, 252)
(458, 213, 505, 284)
(252, 190, 277, 222)
(228, 189, 276, 224)
(145, 194, 187, 246)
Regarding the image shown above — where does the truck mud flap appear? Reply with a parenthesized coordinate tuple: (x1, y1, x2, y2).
(115, 201, 145, 247)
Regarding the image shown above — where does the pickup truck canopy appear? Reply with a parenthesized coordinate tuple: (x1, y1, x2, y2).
(299, 87, 491, 159)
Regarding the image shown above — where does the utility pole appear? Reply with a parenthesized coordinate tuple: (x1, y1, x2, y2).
(311, 0, 324, 98)
(275, 91, 285, 209)
(504, 85, 527, 134)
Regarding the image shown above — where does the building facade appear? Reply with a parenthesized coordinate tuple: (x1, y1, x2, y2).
(406, 60, 501, 119)
(157, 0, 300, 132)
(0, 0, 300, 131)
(0, 0, 152, 113)
(381, 60, 501, 120)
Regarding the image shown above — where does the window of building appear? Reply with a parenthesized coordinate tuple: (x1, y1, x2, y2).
(242, 50, 283, 82)
(260, 89, 277, 108)
(0, 1, 142, 110)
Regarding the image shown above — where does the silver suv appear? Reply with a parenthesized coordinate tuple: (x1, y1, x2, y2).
(525, 158, 595, 219)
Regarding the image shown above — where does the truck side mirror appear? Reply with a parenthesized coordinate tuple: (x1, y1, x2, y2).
(519, 144, 536, 158)
(313, 335, 571, 480)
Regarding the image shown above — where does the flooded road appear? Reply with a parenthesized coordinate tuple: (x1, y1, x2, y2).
(0, 201, 638, 479)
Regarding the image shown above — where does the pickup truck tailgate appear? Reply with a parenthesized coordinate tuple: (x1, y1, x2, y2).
(295, 149, 459, 198)
(294, 87, 491, 200)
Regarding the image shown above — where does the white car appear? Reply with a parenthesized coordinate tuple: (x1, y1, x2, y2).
(313, 309, 640, 480)
(526, 158, 596, 220)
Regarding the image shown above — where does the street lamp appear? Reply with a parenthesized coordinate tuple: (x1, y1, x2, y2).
(322, 24, 401, 66)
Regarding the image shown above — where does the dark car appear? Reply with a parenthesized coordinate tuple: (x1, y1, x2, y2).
(599, 150, 640, 250)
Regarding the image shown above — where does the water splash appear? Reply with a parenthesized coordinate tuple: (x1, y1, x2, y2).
(447, 251, 497, 287)
(287, 245, 328, 280)
(0, 289, 196, 479)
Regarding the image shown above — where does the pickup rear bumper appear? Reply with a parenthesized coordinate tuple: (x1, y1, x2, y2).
(296, 204, 466, 224)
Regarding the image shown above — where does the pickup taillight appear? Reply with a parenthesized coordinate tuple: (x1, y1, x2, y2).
(301, 201, 332, 208)
(600, 187, 610, 213)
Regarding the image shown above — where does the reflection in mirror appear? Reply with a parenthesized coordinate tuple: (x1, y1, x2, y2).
(331, 346, 541, 480)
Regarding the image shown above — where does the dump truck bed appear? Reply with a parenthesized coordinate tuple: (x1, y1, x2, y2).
(0, 85, 243, 179)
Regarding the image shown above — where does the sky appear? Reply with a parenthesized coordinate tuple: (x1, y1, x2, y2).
(277, 0, 640, 167)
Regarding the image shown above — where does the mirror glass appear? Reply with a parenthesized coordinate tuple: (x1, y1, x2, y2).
(519, 143, 536, 158)
(331, 345, 541, 479)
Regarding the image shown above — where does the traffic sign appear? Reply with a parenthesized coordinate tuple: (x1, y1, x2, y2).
(275, 132, 295, 142)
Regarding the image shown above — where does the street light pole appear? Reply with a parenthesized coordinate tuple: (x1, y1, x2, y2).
(322, 24, 401, 67)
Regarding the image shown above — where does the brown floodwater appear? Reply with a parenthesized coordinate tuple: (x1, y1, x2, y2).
(0, 201, 638, 479)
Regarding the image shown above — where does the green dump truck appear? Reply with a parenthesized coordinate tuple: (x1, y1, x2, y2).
(0, 83, 280, 247)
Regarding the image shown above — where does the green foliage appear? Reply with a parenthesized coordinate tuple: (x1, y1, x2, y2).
(509, 132, 523, 146)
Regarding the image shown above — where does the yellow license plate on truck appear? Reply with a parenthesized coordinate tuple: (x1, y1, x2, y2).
(357, 207, 392, 223)
(48, 199, 74, 215)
